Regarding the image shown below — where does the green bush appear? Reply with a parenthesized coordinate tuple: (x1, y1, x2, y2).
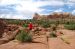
(40, 20, 51, 28)
(16, 30, 32, 42)
(51, 24, 57, 31)
(64, 24, 75, 30)
(49, 32, 57, 38)
(23, 24, 28, 28)
(42, 22, 51, 28)
(65, 21, 75, 25)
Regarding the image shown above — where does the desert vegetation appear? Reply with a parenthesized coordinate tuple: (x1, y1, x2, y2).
(0, 12, 75, 49)
(16, 30, 32, 42)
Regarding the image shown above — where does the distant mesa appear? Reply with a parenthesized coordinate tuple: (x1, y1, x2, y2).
(33, 12, 74, 20)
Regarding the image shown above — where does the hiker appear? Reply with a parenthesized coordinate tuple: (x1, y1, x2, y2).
(28, 22, 33, 30)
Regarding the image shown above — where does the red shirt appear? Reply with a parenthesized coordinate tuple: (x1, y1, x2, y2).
(28, 23, 33, 30)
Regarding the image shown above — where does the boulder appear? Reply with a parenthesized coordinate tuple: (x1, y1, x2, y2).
(0, 29, 20, 45)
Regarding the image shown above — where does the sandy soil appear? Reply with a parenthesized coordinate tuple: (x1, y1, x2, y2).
(48, 29, 75, 49)
(0, 41, 47, 49)
(0, 29, 75, 49)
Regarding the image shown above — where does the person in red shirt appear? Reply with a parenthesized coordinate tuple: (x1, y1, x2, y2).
(28, 22, 33, 30)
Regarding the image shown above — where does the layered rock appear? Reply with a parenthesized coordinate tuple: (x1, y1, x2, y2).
(33, 12, 74, 20)
(0, 19, 6, 38)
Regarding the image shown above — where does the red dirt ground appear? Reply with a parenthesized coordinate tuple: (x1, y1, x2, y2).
(0, 29, 75, 49)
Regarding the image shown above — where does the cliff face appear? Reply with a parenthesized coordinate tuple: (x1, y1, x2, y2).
(33, 13, 40, 20)
(0, 19, 6, 38)
(47, 13, 70, 19)
(33, 12, 73, 20)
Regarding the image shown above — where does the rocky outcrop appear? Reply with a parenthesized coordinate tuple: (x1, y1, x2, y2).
(33, 13, 42, 20)
(0, 19, 6, 38)
(0, 25, 19, 45)
(33, 12, 74, 20)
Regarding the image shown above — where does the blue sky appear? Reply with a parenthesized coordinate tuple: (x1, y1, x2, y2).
(0, 0, 75, 19)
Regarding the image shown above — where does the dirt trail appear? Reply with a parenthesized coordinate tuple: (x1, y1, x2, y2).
(48, 29, 75, 49)
(0, 41, 48, 49)
(0, 29, 75, 49)
(48, 38, 72, 49)
(0, 30, 49, 49)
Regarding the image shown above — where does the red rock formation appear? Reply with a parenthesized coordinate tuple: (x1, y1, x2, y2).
(33, 13, 39, 20)
(0, 19, 6, 38)
(33, 12, 75, 20)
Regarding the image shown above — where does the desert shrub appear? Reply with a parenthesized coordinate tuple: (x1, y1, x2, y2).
(49, 21, 56, 24)
(23, 23, 28, 28)
(26, 19, 36, 24)
(49, 32, 57, 38)
(15, 21, 20, 25)
(64, 24, 75, 30)
(7, 20, 21, 25)
(35, 20, 51, 28)
(65, 21, 75, 25)
(16, 30, 32, 42)
(58, 19, 68, 24)
(51, 25, 57, 31)
(42, 22, 51, 28)
(41, 20, 51, 28)
(36, 20, 43, 25)
(30, 19, 36, 24)
(54, 21, 59, 27)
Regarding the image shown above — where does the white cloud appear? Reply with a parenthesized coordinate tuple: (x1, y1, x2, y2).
(0, 0, 75, 19)
(0, 14, 31, 19)
(0, 0, 19, 5)
(54, 8, 63, 12)
(35, 0, 64, 6)
(15, 0, 65, 16)
(72, 10, 75, 15)
(68, 0, 75, 2)
(66, 0, 75, 7)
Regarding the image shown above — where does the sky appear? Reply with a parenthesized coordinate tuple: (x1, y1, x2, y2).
(0, 0, 75, 19)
